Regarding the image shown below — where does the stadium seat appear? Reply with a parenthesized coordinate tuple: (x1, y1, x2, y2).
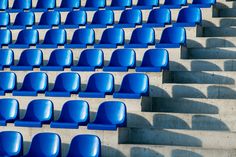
(40, 49, 72, 71)
(0, 131, 23, 156)
(67, 135, 101, 156)
(136, 49, 169, 72)
(8, 12, 35, 29)
(10, 49, 42, 71)
(32, 0, 56, 12)
(94, 28, 124, 48)
(50, 100, 89, 128)
(55, 0, 80, 11)
(114, 73, 149, 99)
(36, 29, 67, 48)
(0, 99, 19, 126)
(60, 11, 87, 28)
(0, 49, 13, 70)
(133, 0, 159, 9)
(34, 11, 61, 29)
(71, 49, 103, 71)
(0, 0, 8, 10)
(190, 0, 216, 8)
(0, 72, 16, 95)
(103, 49, 135, 71)
(45, 73, 80, 97)
(0, 12, 9, 27)
(13, 72, 48, 96)
(9, 29, 39, 48)
(87, 10, 114, 28)
(161, 0, 187, 8)
(65, 28, 95, 48)
(88, 101, 127, 130)
(174, 7, 202, 27)
(81, 0, 105, 11)
(79, 73, 114, 98)
(0, 29, 11, 47)
(24, 133, 61, 157)
(143, 8, 171, 27)
(156, 27, 186, 48)
(114, 9, 142, 28)
(15, 100, 53, 127)
(10, 0, 31, 12)
(107, 0, 132, 10)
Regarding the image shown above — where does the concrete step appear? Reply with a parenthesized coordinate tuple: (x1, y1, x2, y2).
(203, 17, 236, 27)
(218, 8, 236, 17)
(203, 27, 236, 37)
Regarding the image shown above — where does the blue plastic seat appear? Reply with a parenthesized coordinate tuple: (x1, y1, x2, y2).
(37, 29, 67, 48)
(71, 49, 103, 71)
(15, 100, 53, 127)
(114, 73, 149, 99)
(125, 28, 155, 48)
(88, 101, 126, 130)
(156, 27, 186, 48)
(107, 0, 132, 10)
(56, 0, 80, 11)
(10, 49, 42, 71)
(95, 28, 124, 48)
(190, 0, 216, 8)
(65, 28, 95, 48)
(81, 0, 105, 11)
(32, 0, 56, 12)
(8, 12, 35, 29)
(0, 131, 23, 157)
(67, 135, 101, 157)
(133, 0, 159, 9)
(0, 29, 11, 47)
(50, 100, 89, 129)
(87, 10, 114, 28)
(136, 49, 169, 72)
(60, 11, 87, 28)
(0, 99, 19, 126)
(0, 72, 16, 95)
(115, 9, 142, 28)
(174, 8, 202, 27)
(46, 73, 80, 97)
(34, 11, 60, 29)
(0, 49, 13, 70)
(0, 12, 10, 27)
(10, 0, 31, 12)
(79, 73, 114, 98)
(0, 0, 8, 10)
(13, 72, 48, 96)
(40, 49, 72, 71)
(24, 133, 61, 157)
(9, 29, 39, 48)
(103, 49, 135, 72)
(143, 8, 171, 27)
(161, 0, 186, 8)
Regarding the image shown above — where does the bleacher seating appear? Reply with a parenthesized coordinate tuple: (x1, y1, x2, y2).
(0, 99, 19, 126)
(11, 0, 31, 12)
(9, 11, 35, 29)
(87, 10, 114, 28)
(0, 49, 13, 70)
(55, 0, 80, 11)
(34, 11, 61, 29)
(59, 11, 87, 28)
(32, 0, 56, 12)
(0, 12, 9, 27)
(0, 72, 16, 95)
(161, 0, 187, 8)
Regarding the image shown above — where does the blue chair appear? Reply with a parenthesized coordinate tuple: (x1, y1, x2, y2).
(0, 72, 16, 95)
(24, 133, 61, 157)
(13, 72, 48, 96)
(60, 11, 87, 28)
(88, 101, 126, 130)
(0, 12, 10, 27)
(8, 12, 35, 29)
(161, 0, 186, 8)
(15, 100, 53, 127)
(114, 73, 149, 99)
(0, 131, 23, 157)
(0, 0, 8, 10)
(190, 0, 216, 8)
(9, 29, 39, 48)
(95, 28, 124, 48)
(71, 49, 103, 71)
(32, 0, 56, 12)
(107, 0, 132, 10)
(136, 49, 169, 72)
(36, 29, 67, 48)
(40, 49, 72, 71)
(81, 0, 105, 11)
(133, 0, 159, 9)
(50, 100, 89, 129)
(0, 49, 13, 70)
(87, 10, 114, 28)
(65, 28, 95, 48)
(143, 8, 171, 27)
(10, 49, 42, 71)
(156, 27, 186, 48)
(104, 49, 135, 72)
(0, 99, 19, 126)
(79, 73, 114, 98)
(10, 0, 31, 12)
(174, 8, 202, 27)
(0, 29, 11, 47)
(56, 0, 80, 11)
(46, 73, 80, 97)
(115, 9, 142, 28)
(34, 11, 60, 29)
(67, 135, 101, 157)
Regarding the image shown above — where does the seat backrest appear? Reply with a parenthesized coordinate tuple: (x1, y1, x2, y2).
(12, 0, 31, 9)
(111, 0, 131, 7)
(0, 29, 11, 45)
(43, 29, 66, 45)
(64, 11, 87, 25)
(0, 99, 18, 121)
(164, 0, 186, 5)
(67, 135, 101, 157)
(160, 27, 186, 44)
(17, 49, 42, 66)
(21, 72, 48, 91)
(177, 7, 202, 24)
(137, 0, 159, 6)
(39, 11, 61, 26)
(58, 100, 89, 124)
(130, 27, 155, 44)
(119, 9, 142, 25)
(0, 49, 13, 66)
(100, 28, 124, 45)
(147, 8, 171, 24)
(0, 131, 22, 156)
(71, 28, 94, 45)
(15, 29, 39, 45)
(47, 49, 72, 67)
(85, 0, 105, 8)
(35, 0, 56, 9)
(0, 72, 16, 91)
(60, 0, 80, 8)
(78, 49, 103, 67)
(25, 133, 61, 157)
(91, 10, 114, 25)
(192, 0, 216, 5)
(0, 0, 8, 10)
(14, 12, 34, 26)
(0, 12, 9, 26)
(109, 49, 135, 67)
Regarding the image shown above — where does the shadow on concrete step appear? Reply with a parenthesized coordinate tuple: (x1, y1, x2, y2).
(191, 60, 222, 71)
(131, 147, 164, 157)
(127, 113, 152, 127)
(224, 60, 236, 71)
(172, 85, 206, 98)
(207, 85, 236, 99)
(172, 149, 202, 157)
(102, 145, 126, 157)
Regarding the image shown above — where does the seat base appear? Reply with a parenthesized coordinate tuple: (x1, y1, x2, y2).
(50, 122, 78, 129)
(87, 123, 117, 130)
(79, 92, 105, 98)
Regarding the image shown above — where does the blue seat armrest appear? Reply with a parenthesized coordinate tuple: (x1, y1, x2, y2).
(45, 91, 71, 97)
(113, 92, 141, 99)
(79, 92, 105, 98)
(10, 66, 34, 71)
(13, 91, 38, 96)
(15, 120, 42, 127)
(103, 66, 128, 72)
(50, 122, 78, 129)
(87, 123, 117, 131)
(71, 66, 96, 71)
